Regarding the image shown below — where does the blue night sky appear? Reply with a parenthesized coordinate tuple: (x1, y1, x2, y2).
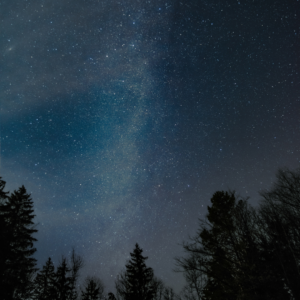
(1, 0, 300, 293)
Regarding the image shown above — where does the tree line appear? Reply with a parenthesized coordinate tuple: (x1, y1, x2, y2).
(1, 167, 300, 299)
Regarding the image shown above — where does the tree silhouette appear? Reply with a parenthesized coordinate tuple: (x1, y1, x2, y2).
(177, 255, 207, 300)
(54, 257, 73, 300)
(80, 276, 104, 300)
(3, 169, 300, 300)
(198, 191, 240, 299)
(115, 243, 154, 300)
(33, 257, 56, 300)
(176, 191, 290, 299)
(0, 178, 10, 299)
(152, 277, 165, 300)
(69, 248, 84, 300)
(107, 292, 116, 300)
(51, 250, 83, 300)
(0, 184, 38, 299)
(32, 250, 83, 300)
(163, 286, 176, 300)
(259, 168, 300, 299)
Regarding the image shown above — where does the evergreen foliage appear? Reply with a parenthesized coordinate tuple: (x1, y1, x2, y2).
(2, 168, 300, 300)
(33, 257, 56, 300)
(0, 183, 38, 300)
(53, 257, 72, 300)
(115, 243, 154, 300)
(32, 251, 83, 300)
(80, 276, 104, 300)
(69, 249, 84, 300)
(0, 178, 10, 298)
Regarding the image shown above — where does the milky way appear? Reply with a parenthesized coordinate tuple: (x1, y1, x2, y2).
(1, 0, 300, 293)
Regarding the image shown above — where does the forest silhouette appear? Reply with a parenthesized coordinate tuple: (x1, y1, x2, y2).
(1, 168, 300, 299)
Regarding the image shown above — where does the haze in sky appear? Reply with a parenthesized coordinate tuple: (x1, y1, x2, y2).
(1, 0, 299, 292)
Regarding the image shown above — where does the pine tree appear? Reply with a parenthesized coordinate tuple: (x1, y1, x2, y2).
(33, 257, 56, 300)
(0, 177, 9, 203)
(81, 276, 104, 300)
(0, 184, 38, 299)
(0, 178, 10, 299)
(69, 248, 84, 300)
(199, 191, 239, 299)
(115, 243, 154, 300)
(52, 250, 83, 300)
(54, 257, 73, 300)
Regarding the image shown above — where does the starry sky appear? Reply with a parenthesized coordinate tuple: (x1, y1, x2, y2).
(1, 0, 300, 293)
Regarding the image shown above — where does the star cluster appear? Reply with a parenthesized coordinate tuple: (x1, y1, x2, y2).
(1, 0, 300, 292)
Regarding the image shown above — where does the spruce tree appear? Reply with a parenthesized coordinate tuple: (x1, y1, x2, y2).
(69, 248, 84, 300)
(81, 276, 104, 300)
(200, 191, 239, 299)
(115, 243, 154, 300)
(33, 257, 56, 300)
(0, 184, 38, 299)
(54, 257, 72, 300)
(0, 178, 10, 299)
(52, 251, 83, 300)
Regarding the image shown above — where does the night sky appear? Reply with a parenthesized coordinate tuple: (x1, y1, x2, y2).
(1, 0, 300, 293)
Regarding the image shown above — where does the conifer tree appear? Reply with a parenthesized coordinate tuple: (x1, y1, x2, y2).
(0, 184, 38, 299)
(53, 257, 73, 300)
(33, 257, 56, 300)
(0, 178, 10, 299)
(0, 177, 9, 203)
(199, 191, 239, 299)
(69, 248, 84, 300)
(115, 243, 154, 300)
(51, 250, 83, 300)
(81, 276, 104, 300)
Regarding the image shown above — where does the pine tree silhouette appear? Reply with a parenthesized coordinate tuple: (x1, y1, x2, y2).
(33, 257, 56, 300)
(54, 257, 73, 300)
(0, 184, 38, 299)
(50, 250, 83, 300)
(116, 243, 154, 300)
(69, 248, 84, 300)
(81, 276, 104, 300)
(0, 178, 10, 299)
